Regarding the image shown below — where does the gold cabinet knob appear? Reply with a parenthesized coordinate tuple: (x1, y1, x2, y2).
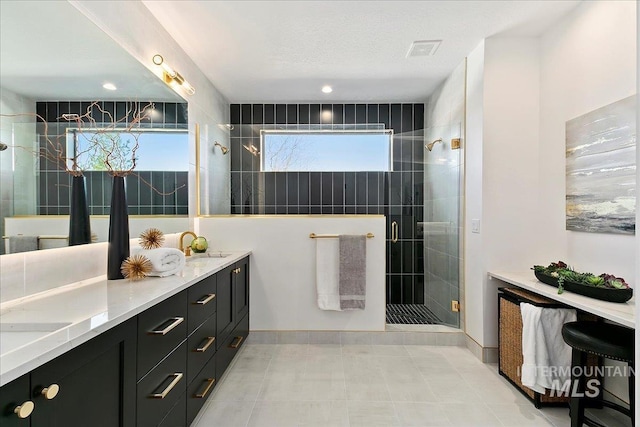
(41, 384, 60, 400)
(14, 401, 34, 419)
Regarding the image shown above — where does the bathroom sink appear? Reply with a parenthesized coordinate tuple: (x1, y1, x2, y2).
(206, 252, 232, 258)
(186, 252, 231, 260)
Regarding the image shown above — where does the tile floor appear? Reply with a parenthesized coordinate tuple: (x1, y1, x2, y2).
(192, 344, 632, 427)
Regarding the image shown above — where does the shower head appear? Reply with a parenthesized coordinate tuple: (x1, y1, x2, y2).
(425, 138, 442, 152)
(214, 141, 229, 155)
(0, 142, 7, 151)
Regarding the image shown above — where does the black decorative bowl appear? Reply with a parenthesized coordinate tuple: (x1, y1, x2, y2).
(534, 271, 633, 303)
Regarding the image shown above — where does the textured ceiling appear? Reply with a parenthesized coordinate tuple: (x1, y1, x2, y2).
(143, 0, 581, 103)
(0, 1, 182, 102)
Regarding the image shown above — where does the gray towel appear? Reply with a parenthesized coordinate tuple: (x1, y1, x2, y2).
(339, 235, 366, 310)
(9, 236, 38, 253)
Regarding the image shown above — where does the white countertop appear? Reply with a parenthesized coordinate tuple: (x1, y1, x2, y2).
(489, 270, 635, 328)
(0, 250, 251, 387)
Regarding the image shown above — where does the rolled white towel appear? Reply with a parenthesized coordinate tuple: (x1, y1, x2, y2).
(132, 247, 186, 277)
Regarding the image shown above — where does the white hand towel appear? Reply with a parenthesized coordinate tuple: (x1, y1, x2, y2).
(132, 247, 186, 277)
(316, 238, 341, 311)
(520, 302, 576, 393)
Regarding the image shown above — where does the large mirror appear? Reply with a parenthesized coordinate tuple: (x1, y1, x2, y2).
(0, 1, 190, 255)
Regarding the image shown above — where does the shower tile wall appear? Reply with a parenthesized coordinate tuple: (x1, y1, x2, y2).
(229, 103, 425, 304)
(35, 101, 188, 215)
(424, 61, 465, 327)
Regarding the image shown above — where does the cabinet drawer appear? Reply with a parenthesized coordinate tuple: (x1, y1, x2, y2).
(188, 274, 217, 333)
(187, 315, 216, 384)
(216, 314, 249, 380)
(186, 354, 216, 426)
(138, 291, 187, 379)
(158, 392, 186, 427)
(137, 342, 187, 427)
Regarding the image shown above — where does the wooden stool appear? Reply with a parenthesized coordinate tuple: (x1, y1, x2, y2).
(561, 321, 635, 427)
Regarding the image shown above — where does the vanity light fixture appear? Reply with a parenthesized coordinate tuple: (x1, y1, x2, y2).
(102, 82, 117, 91)
(321, 85, 333, 94)
(152, 54, 196, 95)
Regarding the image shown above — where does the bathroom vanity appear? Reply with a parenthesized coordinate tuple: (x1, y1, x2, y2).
(0, 252, 250, 426)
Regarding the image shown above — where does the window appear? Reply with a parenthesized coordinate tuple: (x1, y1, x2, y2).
(260, 130, 392, 172)
(67, 129, 188, 172)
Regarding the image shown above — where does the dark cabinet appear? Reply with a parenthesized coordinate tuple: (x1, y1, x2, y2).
(234, 257, 250, 322)
(215, 264, 235, 349)
(0, 375, 31, 426)
(137, 342, 187, 427)
(30, 318, 137, 427)
(186, 354, 216, 426)
(0, 255, 250, 427)
(187, 274, 216, 332)
(137, 291, 188, 380)
(158, 394, 186, 427)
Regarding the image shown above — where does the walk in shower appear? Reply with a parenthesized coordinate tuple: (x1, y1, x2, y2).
(387, 60, 465, 328)
(227, 85, 464, 328)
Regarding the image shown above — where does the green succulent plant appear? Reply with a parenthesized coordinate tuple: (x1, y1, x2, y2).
(585, 276, 605, 287)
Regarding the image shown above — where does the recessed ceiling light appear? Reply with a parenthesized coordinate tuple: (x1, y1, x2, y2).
(321, 85, 333, 94)
(103, 83, 117, 91)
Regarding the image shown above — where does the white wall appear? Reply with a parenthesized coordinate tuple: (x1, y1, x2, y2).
(483, 37, 543, 347)
(465, 37, 543, 349)
(537, 3, 636, 400)
(464, 41, 485, 346)
(69, 1, 231, 219)
(465, 0, 636, 401)
(465, 0, 637, 350)
(196, 217, 386, 331)
(539, 0, 637, 280)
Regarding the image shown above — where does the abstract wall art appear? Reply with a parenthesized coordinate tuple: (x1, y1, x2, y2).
(566, 95, 636, 235)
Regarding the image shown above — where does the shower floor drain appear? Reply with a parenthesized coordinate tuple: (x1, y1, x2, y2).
(386, 304, 441, 325)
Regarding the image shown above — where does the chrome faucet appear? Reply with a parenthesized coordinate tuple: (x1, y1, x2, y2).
(179, 231, 197, 256)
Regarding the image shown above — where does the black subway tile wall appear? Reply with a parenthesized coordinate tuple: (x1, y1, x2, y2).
(36, 101, 188, 215)
(230, 103, 425, 305)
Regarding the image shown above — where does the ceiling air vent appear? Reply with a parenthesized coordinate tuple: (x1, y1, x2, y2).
(407, 40, 442, 58)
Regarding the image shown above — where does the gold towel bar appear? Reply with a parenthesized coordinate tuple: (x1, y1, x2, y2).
(309, 233, 374, 239)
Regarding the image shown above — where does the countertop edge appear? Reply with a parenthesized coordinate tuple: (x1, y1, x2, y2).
(489, 270, 635, 329)
(0, 250, 251, 387)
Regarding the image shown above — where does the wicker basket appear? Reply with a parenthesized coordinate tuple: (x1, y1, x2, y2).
(498, 287, 599, 408)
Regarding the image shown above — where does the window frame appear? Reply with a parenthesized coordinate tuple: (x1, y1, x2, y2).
(259, 129, 394, 172)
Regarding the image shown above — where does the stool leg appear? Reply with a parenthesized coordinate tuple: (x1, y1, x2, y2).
(629, 362, 635, 427)
(570, 348, 587, 427)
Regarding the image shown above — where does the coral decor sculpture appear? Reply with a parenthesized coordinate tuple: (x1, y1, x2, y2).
(139, 228, 165, 250)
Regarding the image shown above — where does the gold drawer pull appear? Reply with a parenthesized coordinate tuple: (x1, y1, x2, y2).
(194, 378, 216, 399)
(148, 317, 184, 335)
(41, 384, 60, 400)
(229, 336, 243, 349)
(194, 293, 216, 305)
(195, 336, 216, 352)
(14, 401, 34, 419)
(150, 373, 183, 399)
